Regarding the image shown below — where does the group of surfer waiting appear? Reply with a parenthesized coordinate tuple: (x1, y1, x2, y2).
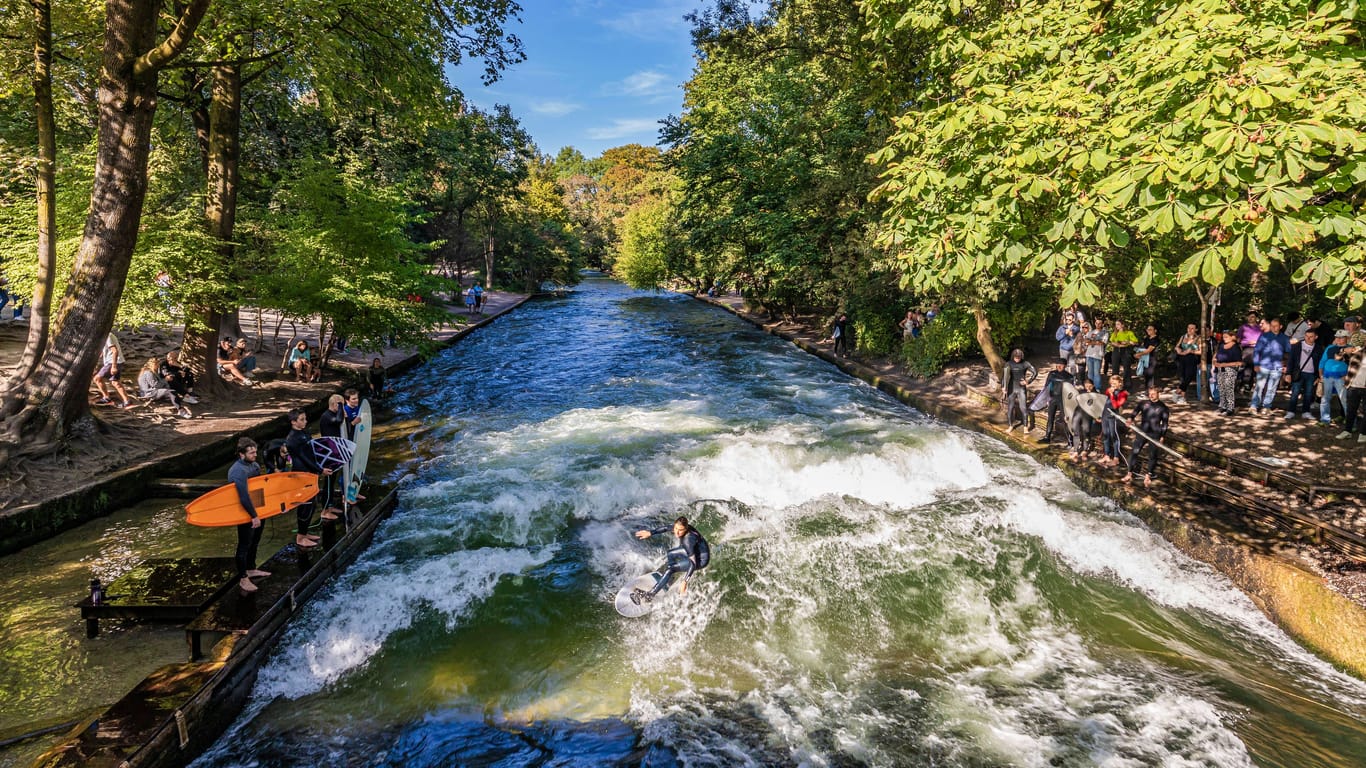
(226, 389, 368, 594)
(1003, 351, 1170, 488)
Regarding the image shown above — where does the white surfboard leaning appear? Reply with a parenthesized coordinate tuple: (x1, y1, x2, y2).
(344, 399, 373, 505)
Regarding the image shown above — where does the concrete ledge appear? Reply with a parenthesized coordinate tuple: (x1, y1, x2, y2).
(700, 294, 1366, 679)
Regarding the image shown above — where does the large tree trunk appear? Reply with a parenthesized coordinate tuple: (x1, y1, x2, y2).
(0, 0, 210, 463)
(191, 60, 241, 397)
(972, 301, 1006, 386)
(484, 235, 495, 289)
(7, 0, 59, 388)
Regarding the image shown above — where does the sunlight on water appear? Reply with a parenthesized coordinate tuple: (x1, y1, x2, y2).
(192, 278, 1366, 768)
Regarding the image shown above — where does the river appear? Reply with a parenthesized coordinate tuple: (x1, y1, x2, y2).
(173, 276, 1366, 766)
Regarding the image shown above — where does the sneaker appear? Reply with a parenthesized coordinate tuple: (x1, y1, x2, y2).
(1336, 431, 1353, 440)
(1283, 412, 1294, 420)
(1321, 417, 1332, 424)
(95, 397, 112, 405)
(1359, 434, 1366, 444)
(177, 407, 192, 419)
(1302, 412, 1315, 419)
(184, 395, 200, 404)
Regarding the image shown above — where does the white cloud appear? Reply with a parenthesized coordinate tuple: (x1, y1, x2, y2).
(599, 1, 694, 40)
(586, 118, 663, 141)
(529, 100, 582, 117)
(609, 70, 671, 99)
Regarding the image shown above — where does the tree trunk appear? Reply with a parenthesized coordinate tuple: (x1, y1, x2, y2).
(7, 0, 58, 388)
(972, 301, 1006, 386)
(194, 60, 242, 398)
(484, 235, 495, 290)
(0, 0, 210, 463)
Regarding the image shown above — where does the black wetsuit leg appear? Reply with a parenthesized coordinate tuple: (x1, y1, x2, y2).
(235, 521, 263, 578)
(646, 554, 691, 596)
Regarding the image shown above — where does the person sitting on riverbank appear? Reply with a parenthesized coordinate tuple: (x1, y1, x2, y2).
(1122, 385, 1171, 488)
(287, 340, 318, 382)
(218, 338, 256, 386)
(229, 437, 271, 593)
(93, 332, 133, 409)
(233, 338, 258, 377)
(137, 357, 191, 419)
(159, 350, 198, 403)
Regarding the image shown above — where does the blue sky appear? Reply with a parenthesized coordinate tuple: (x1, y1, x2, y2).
(446, 0, 706, 159)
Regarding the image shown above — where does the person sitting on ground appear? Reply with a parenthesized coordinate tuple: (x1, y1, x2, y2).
(218, 337, 255, 386)
(93, 332, 133, 409)
(233, 338, 258, 377)
(1002, 348, 1037, 433)
(630, 516, 711, 604)
(1100, 374, 1128, 467)
(137, 357, 191, 418)
(364, 358, 391, 400)
(287, 340, 318, 382)
(228, 437, 273, 593)
(159, 350, 198, 403)
(1321, 329, 1351, 423)
(1122, 386, 1171, 488)
(1284, 328, 1323, 420)
(1173, 324, 1201, 404)
(1041, 358, 1074, 445)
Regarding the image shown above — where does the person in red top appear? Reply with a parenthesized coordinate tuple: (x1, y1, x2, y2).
(1100, 374, 1128, 467)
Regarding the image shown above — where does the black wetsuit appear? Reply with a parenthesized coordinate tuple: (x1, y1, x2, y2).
(319, 406, 345, 439)
(1126, 399, 1170, 475)
(1042, 368, 1074, 443)
(228, 457, 263, 578)
(643, 526, 709, 597)
(285, 426, 322, 538)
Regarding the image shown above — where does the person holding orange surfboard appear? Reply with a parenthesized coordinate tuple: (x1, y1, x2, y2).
(284, 407, 332, 548)
(228, 438, 272, 593)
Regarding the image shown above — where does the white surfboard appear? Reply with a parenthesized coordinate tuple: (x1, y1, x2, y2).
(344, 399, 372, 505)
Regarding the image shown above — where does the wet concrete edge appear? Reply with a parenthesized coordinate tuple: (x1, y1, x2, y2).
(697, 294, 1366, 679)
(0, 295, 533, 558)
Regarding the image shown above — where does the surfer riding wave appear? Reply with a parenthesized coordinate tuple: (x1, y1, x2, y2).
(631, 516, 710, 604)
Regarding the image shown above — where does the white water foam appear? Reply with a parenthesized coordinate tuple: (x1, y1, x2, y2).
(252, 545, 556, 700)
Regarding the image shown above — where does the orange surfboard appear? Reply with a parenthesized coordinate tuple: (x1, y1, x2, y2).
(185, 472, 319, 527)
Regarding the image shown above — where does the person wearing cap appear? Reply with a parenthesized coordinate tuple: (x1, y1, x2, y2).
(1320, 329, 1352, 423)
(1335, 318, 1366, 442)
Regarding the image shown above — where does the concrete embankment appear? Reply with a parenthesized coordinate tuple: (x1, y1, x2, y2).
(699, 294, 1366, 679)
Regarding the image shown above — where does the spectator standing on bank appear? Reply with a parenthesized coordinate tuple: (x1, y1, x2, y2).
(1083, 320, 1108, 390)
(1108, 320, 1138, 391)
(1002, 348, 1037, 433)
(1174, 324, 1201, 404)
(1238, 312, 1263, 390)
(1284, 311, 1309, 342)
(1284, 328, 1323, 420)
(1321, 329, 1352, 422)
(1056, 314, 1081, 373)
(1335, 320, 1366, 443)
(465, 285, 477, 314)
(1212, 329, 1243, 416)
(1250, 318, 1290, 415)
(1134, 324, 1161, 391)
(365, 358, 391, 400)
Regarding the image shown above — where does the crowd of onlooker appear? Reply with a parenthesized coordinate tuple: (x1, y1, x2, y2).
(1043, 309, 1366, 443)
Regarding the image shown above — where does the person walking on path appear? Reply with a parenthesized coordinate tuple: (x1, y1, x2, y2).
(1250, 318, 1290, 415)
(1002, 348, 1037, 433)
(1122, 386, 1171, 488)
(465, 285, 477, 314)
(93, 332, 133, 409)
(830, 314, 849, 357)
(228, 437, 272, 593)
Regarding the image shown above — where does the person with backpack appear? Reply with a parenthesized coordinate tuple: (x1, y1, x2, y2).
(630, 516, 710, 604)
